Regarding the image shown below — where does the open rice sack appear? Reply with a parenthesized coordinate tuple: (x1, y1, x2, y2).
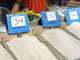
(0, 44, 14, 60)
(6, 35, 58, 60)
(40, 28, 80, 60)
(66, 22, 80, 38)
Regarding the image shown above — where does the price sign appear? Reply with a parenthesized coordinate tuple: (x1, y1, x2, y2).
(7, 14, 30, 34)
(47, 12, 57, 21)
(69, 11, 78, 20)
(65, 8, 80, 25)
(11, 16, 26, 27)
(41, 11, 61, 28)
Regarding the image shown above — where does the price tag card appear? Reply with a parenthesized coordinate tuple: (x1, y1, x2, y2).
(69, 11, 78, 20)
(7, 14, 30, 34)
(65, 8, 80, 25)
(47, 12, 57, 21)
(41, 11, 61, 28)
(11, 16, 26, 27)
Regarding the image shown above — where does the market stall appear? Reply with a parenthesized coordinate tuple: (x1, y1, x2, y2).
(0, 1, 80, 60)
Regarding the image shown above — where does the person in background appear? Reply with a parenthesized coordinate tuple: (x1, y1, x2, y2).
(0, 0, 17, 27)
(0, 0, 16, 11)
(11, 0, 49, 14)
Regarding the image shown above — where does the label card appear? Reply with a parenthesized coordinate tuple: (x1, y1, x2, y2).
(41, 11, 61, 28)
(47, 12, 57, 21)
(0, 27, 6, 32)
(7, 14, 30, 34)
(11, 16, 26, 27)
(69, 11, 78, 20)
(65, 8, 80, 25)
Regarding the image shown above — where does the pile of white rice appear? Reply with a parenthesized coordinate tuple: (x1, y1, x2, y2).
(41, 29, 80, 60)
(67, 22, 80, 38)
(7, 35, 58, 60)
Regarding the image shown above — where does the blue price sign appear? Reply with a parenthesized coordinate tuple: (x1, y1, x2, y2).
(65, 8, 80, 25)
(7, 14, 30, 34)
(41, 11, 61, 28)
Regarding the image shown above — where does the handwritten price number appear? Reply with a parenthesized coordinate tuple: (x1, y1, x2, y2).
(11, 16, 26, 27)
(47, 12, 57, 21)
(70, 11, 78, 20)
